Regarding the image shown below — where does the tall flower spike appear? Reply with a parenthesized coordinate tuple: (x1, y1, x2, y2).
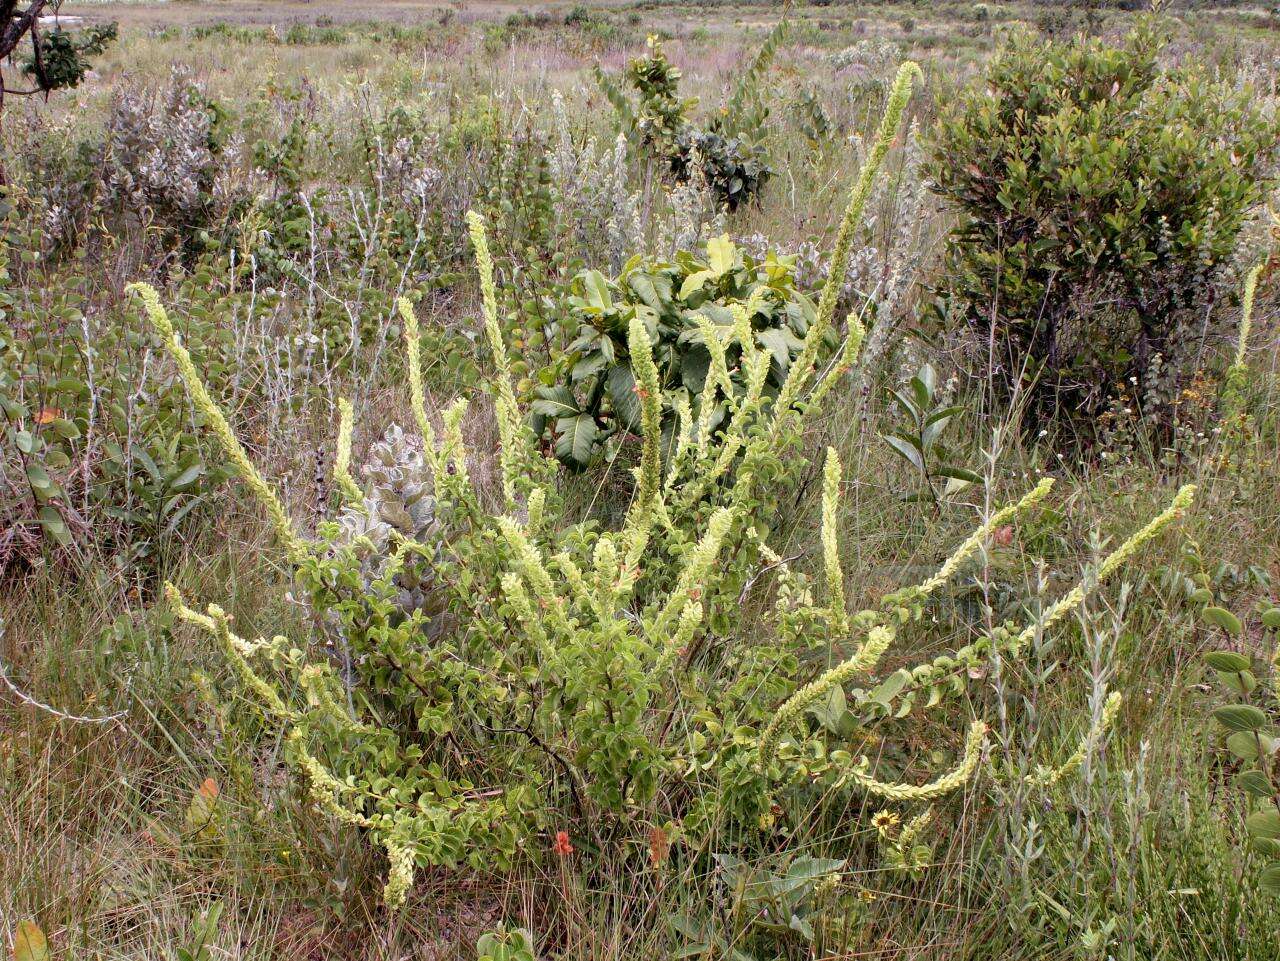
(883, 477, 1054, 609)
(333, 398, 363, 505)
(759, 625, 895, 765)
(904, 484, 1196, 696)
(650, 507, 735, 640)
(128, 283, 304, 560)
(1026, 691, 1123, 789)
(1222, 260, 1266, 423)
(1234, 260, 1264, 370)
(821, 447, 849, 635)
(166, 586, 292, 720)
(848, 720, 987, 800)
(692, 311, 732, 455)
(814, 62, 923, 344)
(397, 297, 439, 465)
(466, 211, 524, 507)
(627, 315, 664, 518)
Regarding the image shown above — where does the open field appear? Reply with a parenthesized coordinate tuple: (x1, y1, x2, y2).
(4, 2, 1280, 959)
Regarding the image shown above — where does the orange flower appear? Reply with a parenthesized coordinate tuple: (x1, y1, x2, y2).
(553, 830, 573, 856)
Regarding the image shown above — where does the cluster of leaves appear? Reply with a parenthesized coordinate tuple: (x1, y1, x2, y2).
(531, 235, 827, 468)
(598, 30, 782, 211)
(0, 201, 231, 575)
(927, 20, 1279, 436)
(21, 22, 117, 91)
(671, 854, 856, 959)
(880, 363, 979, 505)
(1201, 608, 1280, 895)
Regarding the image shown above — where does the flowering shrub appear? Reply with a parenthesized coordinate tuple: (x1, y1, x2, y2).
(135, 65, 1193, 909)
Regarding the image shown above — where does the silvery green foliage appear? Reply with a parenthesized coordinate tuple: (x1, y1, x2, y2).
(546, 90, 643, 272)
(829, 39, 902, 84)
(334, 424, 445, 618)
(102, 69, 225, 226)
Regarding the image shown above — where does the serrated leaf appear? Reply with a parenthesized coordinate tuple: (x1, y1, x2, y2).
(1214, 704, 1267, 732)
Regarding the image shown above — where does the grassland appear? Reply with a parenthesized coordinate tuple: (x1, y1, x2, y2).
(3, 2, 1280, 959)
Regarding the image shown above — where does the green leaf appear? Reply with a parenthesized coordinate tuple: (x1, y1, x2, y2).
(37, 506, 71, 547)
(1214, 705, 1267, 732)
(51, 417, 80, 440)
(935, 464, 983, 484)
(1220, 670, 1258, 696)
(1204, 651, 1251, 672)
(1259, 862, 1280, 895)
(705, 234, 737, 276)
(1227, 731, 1266, 760)
(922, 405, 966, 447)
(606, 365, 642, 430)
(13, 921, 50, 961)
(25, 462, 57, 497)
(1262, 608, 1280, 630)
(1237, 770, 1273, 797)
(580, 270, 614, 311)
(168, 464, 204, 491)
(1203, 606, 1243, 636)
(555, 414, 600, 467)
(910, 371, 934, 411)
(1246, 809, 1280, 840)
(882, 433, 924, 472)
(531, 385, 580, 419)
(678, 269, 715, 301)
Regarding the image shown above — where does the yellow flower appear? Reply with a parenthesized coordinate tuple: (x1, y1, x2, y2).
(872, 809, 901, 835)
(857, 887, 878, 903)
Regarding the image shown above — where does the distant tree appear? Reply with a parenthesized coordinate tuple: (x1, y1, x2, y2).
(1, 1, 117, 182)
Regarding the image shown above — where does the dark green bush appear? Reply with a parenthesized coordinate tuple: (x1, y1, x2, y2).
(928, 22, 1278, 435)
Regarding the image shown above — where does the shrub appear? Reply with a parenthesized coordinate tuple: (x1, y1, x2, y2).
(598, 28, 784, 211)
(532, 235, 828, 468)
(0, 198, 232, 574)
(927, 21, 1278, 436)
(135, 66, 1193, 911)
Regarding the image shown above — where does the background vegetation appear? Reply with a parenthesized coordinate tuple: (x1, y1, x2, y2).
(3, 1, 1280, 959)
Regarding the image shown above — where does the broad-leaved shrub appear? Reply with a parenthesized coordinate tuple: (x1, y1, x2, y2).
(928, 21, 1278, 435)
